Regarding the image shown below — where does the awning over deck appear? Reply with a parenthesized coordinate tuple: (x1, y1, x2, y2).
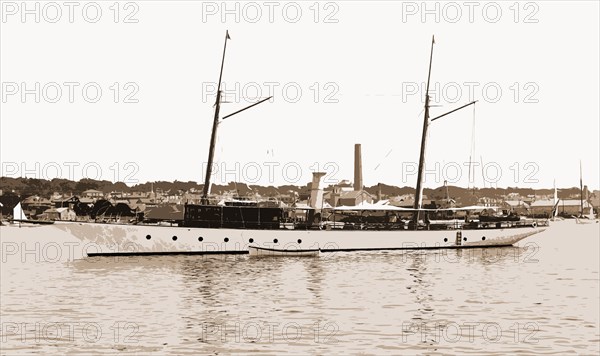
(332, 202, 496, 212)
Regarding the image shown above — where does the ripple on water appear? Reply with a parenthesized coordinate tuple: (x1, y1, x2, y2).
(0, 222, 599, 354)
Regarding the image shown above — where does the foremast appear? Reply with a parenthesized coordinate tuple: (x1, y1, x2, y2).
(202, 31, 230, 204)
(201, 31, 272, 204)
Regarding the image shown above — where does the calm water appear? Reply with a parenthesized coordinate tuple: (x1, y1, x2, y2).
(1, 220, 598, 355)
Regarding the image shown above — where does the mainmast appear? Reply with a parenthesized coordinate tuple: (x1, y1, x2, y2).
(413, 36, 435, 223)
(412, 36, 478, 226)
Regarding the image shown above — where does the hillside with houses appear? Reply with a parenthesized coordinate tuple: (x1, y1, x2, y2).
(1, 176, 597, 222)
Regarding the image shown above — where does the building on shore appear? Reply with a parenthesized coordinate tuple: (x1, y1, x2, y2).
(530, 199, 592, 217)
(339, 190, 374, 207)
(502, 200, 530, 215)
(81, 189, 104, 199)
(42, 207, 77, 221)
(21, 196, 53, 217)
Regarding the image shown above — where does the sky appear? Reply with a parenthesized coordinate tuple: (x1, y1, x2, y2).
(1, 1, 599, 191)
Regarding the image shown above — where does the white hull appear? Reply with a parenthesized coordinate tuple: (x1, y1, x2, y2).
(51, 221, 546, 256)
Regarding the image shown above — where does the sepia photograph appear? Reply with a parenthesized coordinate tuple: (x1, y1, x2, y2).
(1, 1, 599, 354)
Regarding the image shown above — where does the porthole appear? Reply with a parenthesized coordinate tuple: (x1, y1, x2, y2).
(273, 238, 278, 244)
(482, 236, 486, 241)
(198, 236, 203, 242)
(463, 237, 467, 241)
(224, 237, 229, 242)
(146, 234, 151, 240)
(172, 236, 178, 241)
(297, 239, 302, 244)
(249, 238, 254, 243)
(443, 238, 448, 242)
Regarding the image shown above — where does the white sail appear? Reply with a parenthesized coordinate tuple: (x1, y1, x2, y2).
(13, 202, 28, 220)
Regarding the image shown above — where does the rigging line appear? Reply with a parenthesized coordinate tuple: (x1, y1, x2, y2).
(468, 154, 472, 192)
(215, 131, 222, 171)
(480, 155, 486, 189)
(468, 103, 477, 190)
(373, 149, 393, 171)
(416, 108, 425, 118)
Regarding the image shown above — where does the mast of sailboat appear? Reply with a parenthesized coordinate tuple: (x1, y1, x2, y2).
(580, 160, 583, 216)
(202, 31, 230, 204)
(413, 36, 435, 224)
(552, 179, 560, 219)
(412, 36, 478, 225)
(201, 31, 272, 204)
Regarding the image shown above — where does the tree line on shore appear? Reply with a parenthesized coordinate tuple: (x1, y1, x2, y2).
(1, 176, 584, 203)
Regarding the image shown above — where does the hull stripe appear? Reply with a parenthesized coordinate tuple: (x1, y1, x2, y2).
(86, 243, 514, 257)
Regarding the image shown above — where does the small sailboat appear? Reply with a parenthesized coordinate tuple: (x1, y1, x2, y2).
(249, 245, 320, 257)
(576, 161, 594, 224)
(550, 180, 561, 221)
(585, 186, 596, 221)
(13, 202, 27, 221)
(9, 202, 54, 226)
(587, 207, 596, 221)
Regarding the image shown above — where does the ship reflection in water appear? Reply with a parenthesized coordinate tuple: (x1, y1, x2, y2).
(0, 220, 598, 354)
